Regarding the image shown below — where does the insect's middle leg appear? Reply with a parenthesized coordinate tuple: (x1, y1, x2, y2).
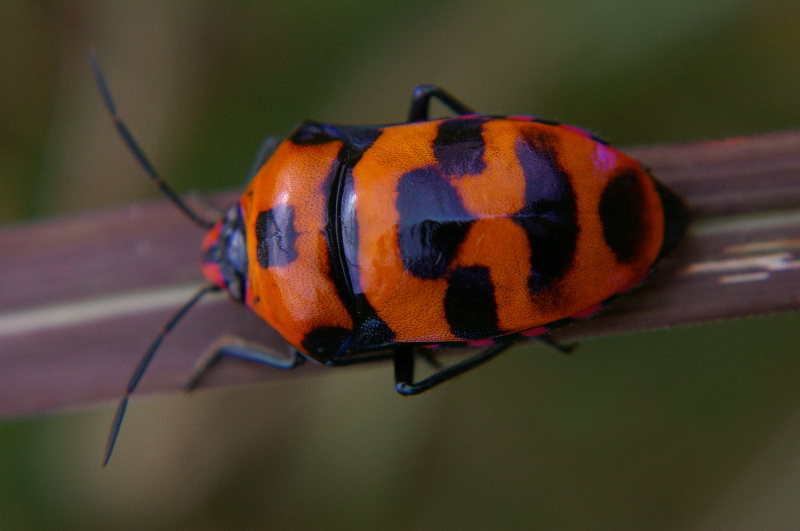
(408, 85, 476, 122)
(184, 335, 305, 391)
(393, 338, 517, 395)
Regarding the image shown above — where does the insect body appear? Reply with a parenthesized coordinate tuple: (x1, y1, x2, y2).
(203, 89, 687, 370)
(92, 57, 688, 465)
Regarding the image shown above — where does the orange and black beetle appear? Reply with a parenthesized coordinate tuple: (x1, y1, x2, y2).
(93, 56, 687, 465)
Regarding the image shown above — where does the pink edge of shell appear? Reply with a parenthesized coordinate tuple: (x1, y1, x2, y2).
(560, 124, 594, 138)
(467, 338, 495, 347)
(520, 326, 550, 338)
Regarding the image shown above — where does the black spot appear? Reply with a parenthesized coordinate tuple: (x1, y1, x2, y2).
(433, 118, 487, 175)
(513, 133, 579, 293)
(339, 126, 382, 162)
(288, 121, 342, 145)
(255, 205, 299, 268)
(599, 171, 649, 264)
(353, 298, 396, 346)
(651, 177, 689, 260)
(301, 326, 352, 361)
(444, 266, 501, 340)
(396, 166, 474, 279)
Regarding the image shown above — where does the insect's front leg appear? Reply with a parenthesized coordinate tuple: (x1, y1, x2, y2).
(184, 335, 305, 392)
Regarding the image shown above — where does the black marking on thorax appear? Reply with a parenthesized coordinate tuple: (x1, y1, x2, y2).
(255, 204, 300, 268)
(288, 120, 343, 145)
(254, 121, 345, 269)
(259, 122, 394, 355)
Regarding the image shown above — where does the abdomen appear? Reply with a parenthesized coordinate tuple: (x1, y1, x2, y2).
(347, 118, 664, 343)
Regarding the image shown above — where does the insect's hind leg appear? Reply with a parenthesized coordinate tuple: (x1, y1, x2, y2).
(407, 85, 476, 122)
(393, 338, 517, 395)
(537, 334, 577, 355)
(184, 335, 305, 391)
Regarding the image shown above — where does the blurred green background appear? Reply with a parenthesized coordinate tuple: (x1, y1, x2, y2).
(2, 1, 800, 529)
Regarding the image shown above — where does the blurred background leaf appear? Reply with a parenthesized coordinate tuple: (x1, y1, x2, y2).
(1, 1, 800, 529)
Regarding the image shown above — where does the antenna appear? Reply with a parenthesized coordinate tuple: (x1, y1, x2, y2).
(90, 51, 224, 465)
(102, 284, 221, 467)
(89, 50, 215, 229)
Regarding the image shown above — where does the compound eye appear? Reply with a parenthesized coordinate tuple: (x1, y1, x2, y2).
(226, 229, 248, 276)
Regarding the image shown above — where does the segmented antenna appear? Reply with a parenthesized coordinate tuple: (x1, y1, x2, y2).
(91, 51, 223, 465)
(89, 50, 215, 229)
(102, 284, 221, 467)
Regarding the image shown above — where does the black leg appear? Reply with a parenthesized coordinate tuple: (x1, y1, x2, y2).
(408, 85, 476, 122)
(393, 344, 416, 390)
(394, 338, 517, 395)
(184, 335, 305, 391)
(536, 334, 577, 355)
